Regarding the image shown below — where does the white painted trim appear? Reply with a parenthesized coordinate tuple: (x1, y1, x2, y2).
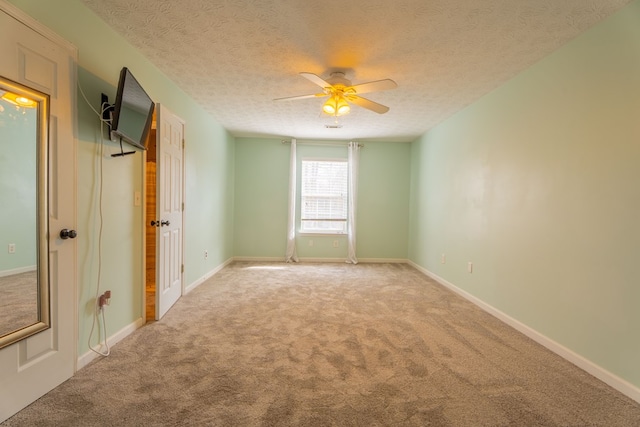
(232, 256, 408, 264)
(0, 265, 37, 278)
(357, 258, 408, 264)
(0, 1, 78, 59)
(187, 258, 408, 289)
(408, 261, 640, 404)
(77, 317, 144, 370)
(79, 258, 237, 369)
(141, 149, 148, 326)
(297, 257, 346, 263)
(233, 256, 286, 262)
(184, 257, 233, 294)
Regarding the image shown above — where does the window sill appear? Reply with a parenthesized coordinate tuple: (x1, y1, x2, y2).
(298, 232, 347, 236)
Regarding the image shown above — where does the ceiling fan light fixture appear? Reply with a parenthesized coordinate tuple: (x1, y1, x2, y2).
(336, 97, 350, 115)
(279, 72, 395, 116)
(322, 97, 337, 115)
(322, 95, 350, 116)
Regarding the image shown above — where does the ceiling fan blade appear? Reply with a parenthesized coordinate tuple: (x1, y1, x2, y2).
(348, 79, 397, 95)
(274, 93, 327, 102)
(347, 95, 390, 114)
(300, 72, 333, 89)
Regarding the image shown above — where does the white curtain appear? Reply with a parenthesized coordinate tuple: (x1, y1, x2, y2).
(285, 138, 299, 262)
(346, 141, 360, 264)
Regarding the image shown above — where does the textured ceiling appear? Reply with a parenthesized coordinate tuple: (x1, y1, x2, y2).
(82, 0, 632, 142)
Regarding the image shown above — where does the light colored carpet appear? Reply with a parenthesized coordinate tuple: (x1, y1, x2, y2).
(0, 271, 38, 337)
(4, 262, 640, 426)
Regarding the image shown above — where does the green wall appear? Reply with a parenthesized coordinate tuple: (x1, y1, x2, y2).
(409, 1, 640, 389)
(9, 0, 235, 356)
(8, 0, 639, 397)
(234, 138, 411, 260)
(0, 98, 36, 272)
(234, 138, 289, 257)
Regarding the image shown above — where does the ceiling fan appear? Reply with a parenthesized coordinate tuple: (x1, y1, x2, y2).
(274, 72, 397, 116)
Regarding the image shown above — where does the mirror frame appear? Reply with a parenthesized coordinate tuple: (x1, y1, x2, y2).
(0, 77, 50, 349)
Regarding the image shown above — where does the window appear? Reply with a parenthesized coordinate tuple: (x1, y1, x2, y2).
(300, 159, 348, 234)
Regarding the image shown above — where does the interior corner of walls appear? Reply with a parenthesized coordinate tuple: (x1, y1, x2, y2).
(185, 257, 233, 294)
(77, 317, 144, 370)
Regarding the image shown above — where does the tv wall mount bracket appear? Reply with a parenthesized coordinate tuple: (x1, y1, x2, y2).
(101, 92, 135, 158)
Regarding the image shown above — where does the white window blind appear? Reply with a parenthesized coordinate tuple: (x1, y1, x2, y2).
(301, 159, 348, 234)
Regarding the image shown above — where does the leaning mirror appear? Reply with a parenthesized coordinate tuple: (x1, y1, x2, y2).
(0, 76, 50, 349)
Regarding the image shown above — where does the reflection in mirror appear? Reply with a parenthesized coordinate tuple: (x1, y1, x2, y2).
(0, 76, 50, 348)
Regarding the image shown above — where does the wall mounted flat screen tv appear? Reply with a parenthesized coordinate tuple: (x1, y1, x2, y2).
(110, 67, 155, 150)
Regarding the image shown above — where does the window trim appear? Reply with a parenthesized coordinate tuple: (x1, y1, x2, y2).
(299, 157, 348, 235)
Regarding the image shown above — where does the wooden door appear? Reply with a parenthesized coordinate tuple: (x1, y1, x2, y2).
(155, 104, 184, 319)
(0, 3, 76, 422)
(145, 128, 157, 321)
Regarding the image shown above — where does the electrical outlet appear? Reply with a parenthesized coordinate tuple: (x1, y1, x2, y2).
(308, 240, 314, 247)
(204, 250, 208, 259)
(441, 253, 446, 264)
(333, 240, 339, 248)
(98, 290, 112, 308)
(8, 244, 16, 254)
(468, 262, 473, 273)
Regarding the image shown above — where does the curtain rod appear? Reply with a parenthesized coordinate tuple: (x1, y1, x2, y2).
(281, 140, 364, 148)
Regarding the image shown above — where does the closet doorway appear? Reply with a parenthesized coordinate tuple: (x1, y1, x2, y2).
(145, 104, 185, 321)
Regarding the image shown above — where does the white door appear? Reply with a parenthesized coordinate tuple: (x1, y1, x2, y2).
(155, 104, 184, 319)
(0, 4, 76, 423)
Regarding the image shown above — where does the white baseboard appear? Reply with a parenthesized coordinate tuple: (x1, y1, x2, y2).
(78, 257, 237, 370)
(297, 257, 408, 264)
(232, 256, 285, 263)
(232, 257, 408, 264)
(77, 317, 145, 370)
(408, 261, 640, 404)
(299, 257, 349, 263)
(0, 265, 37, 277)
(184, 257, 234, 294)
(358, 258, 408, 264)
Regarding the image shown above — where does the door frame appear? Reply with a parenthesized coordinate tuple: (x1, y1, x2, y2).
(142, 106, 186, 322)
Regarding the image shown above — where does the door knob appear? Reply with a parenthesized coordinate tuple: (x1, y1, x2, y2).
(60, 229, 77, 239)
(161, 220, 170, 226)
(151, 220, 159, 227)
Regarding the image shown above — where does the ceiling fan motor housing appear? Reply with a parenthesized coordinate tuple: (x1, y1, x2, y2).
(327, 72, 351, 88)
